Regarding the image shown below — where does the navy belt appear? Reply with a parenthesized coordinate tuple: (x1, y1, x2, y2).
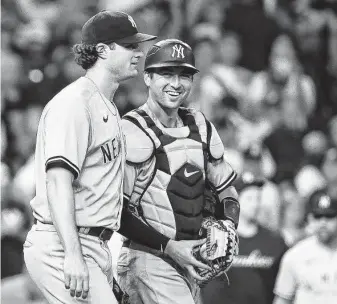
(33, 219, 113, 241)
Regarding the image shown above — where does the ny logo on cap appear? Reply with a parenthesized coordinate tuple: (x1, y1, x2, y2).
(127, 15, 137, 28)
(171, 44, 185, 59)
(318, 195, 331, 209)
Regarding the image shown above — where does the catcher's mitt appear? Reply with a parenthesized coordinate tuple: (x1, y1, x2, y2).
(193, 217, 239, 286)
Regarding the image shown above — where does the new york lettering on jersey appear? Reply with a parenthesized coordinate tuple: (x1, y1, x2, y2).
(100, 135, 122, 163)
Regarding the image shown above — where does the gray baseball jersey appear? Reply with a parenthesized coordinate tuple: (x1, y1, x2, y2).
(30, 77, 125, 229)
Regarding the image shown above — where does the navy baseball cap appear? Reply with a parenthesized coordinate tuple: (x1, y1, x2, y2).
(234, 172, 265, 193)
(309, 191, 337, 217)
(144, 39, 199, 74)
(81, 11, 157, 45)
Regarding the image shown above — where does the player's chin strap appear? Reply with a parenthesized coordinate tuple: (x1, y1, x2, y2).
(112, 277, 130, 304)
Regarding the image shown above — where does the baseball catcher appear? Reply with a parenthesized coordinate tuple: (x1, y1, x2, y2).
(116, 38, 240, 304)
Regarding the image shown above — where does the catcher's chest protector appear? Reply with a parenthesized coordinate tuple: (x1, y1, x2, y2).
(125, 108, 209, 240)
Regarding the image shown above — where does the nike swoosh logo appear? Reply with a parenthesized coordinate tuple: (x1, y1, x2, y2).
(103, 115, 109, 123)
(184, 168, 199, 178)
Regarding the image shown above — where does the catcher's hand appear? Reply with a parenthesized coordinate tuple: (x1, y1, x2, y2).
(193, 217, 239, 286)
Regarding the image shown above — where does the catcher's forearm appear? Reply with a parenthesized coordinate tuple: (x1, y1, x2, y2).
(221, 197, 240, 228)
(118, 207, 170, 251)
(217, 185, 240, 227)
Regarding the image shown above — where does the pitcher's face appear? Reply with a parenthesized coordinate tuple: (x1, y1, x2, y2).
(107, 43, 144, 81)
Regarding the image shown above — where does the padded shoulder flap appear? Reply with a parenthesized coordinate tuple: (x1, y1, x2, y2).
(183, 107, 224, 160)
(185, 107, 208, 141)
(122, 119, 154, 163)
(208, 121, 225, 160)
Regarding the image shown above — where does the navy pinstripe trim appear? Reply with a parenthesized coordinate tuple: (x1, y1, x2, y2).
(46, 156, 80, 179)
(216, 171, 237, 193)
(123, 193, 131, 200)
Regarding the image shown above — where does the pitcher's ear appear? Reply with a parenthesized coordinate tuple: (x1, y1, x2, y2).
(144, 71, 151, 87)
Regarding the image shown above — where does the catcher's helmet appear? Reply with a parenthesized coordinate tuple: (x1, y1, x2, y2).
(144, 39, 199, 74)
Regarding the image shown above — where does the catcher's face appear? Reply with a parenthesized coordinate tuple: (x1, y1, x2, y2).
(144, 67, 193, 110)
(239, 186, 261, 221)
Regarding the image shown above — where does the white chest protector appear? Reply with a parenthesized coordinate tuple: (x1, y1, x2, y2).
(123, 107, 224, 240)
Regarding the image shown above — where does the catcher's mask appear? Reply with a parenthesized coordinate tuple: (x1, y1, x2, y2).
(144, 39, 199, 74)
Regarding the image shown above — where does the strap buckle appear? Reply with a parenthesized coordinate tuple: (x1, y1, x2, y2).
(99, 228, 113, 241)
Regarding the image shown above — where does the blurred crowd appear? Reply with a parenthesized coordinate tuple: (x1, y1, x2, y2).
(1, 0, 337, 303)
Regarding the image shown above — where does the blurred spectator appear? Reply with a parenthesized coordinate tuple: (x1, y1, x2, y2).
(278, 182, 307, 246)
(3, 104, 42, 174)
(187, 25, 220, 111)
(248, 32, 316, 132)
(1, 0, 25, 33)
(196, 31, 252, 123)
(238, 144, 282, 231)
(247, 33, 316, 183)
(202, 172, 288, 304)
(106, 0, 184, 40)
(1, 267, 46, 303)
(303, 189, 331, 235)
(224, 0, 281, 71)
(99, 0, 151, 13)
(223, 148, 245, 176)
(1, 50, 24, 108)
(2, 115, 32, 279)
(11, 154, 35, 214)
(273, 191, 337, 304)
(15, 0, 62, 26)
(302, 130, 329, 167)
(1, 120, 11, 204)
(3, 107, 32, 173)
(12, 20, 52, 66)
(327, 115, 337, 147)
(319, 115, 337, 197)
(294, 165, 327, 199)
(274, 0, 337, 122)
(1, 136, 32, 279)
(1, 201, 31, 279)
(321, 148, 337, 197)
(12, 21, 69, 106)
(241, 143, 275, 178)
(187, 0, 229, 30)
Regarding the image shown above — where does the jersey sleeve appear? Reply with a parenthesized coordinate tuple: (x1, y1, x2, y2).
(123, 162, 138, 203)
(44, 101, 90, 179)
(206, 122, 237, 201)
(123, 158, 155, 207)
(273, 250, 297, 301)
